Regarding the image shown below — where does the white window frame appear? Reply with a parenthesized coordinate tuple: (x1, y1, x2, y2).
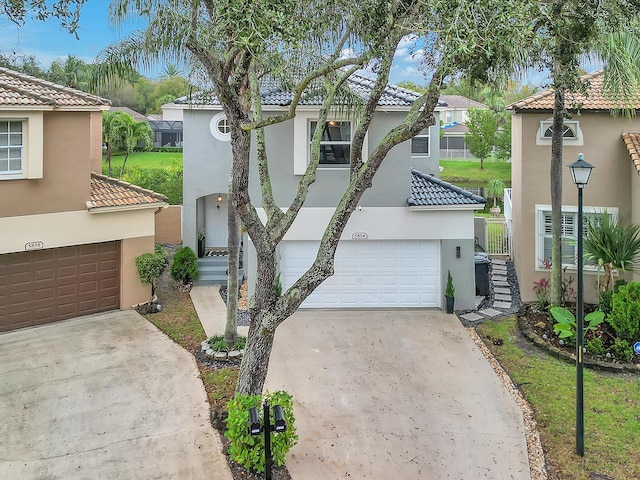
(535, 204, 617, 270)
(0, 120, 24, 175)
(209, 112, 231, 142)
(536, 119, 583, 146)
(410, 128, 430, 157)
(293, 111, 367, 175)
(0, 111, 43, 180)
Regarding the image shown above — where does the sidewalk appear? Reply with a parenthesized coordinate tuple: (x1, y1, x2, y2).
(190, 284, 249, 338)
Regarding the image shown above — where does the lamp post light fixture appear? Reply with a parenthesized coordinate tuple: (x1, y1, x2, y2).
(568, 152, 595, 457)
(248, 401, 287, 480)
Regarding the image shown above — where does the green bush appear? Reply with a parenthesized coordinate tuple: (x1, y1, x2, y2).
(609, 281, 640, 343)
(598, 289, 613, 317)
(135, 252, 165, 307)
(170, 246, 199, 284)
(103, 163, 183, 205)
(610, 338, 635, 363)
(225, 391, 298, 474)
(586, 337, 606, 356)
(206, 334, 247, 352)
(155, 243, 168, 266)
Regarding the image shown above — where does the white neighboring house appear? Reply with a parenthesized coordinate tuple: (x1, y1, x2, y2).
(164, 75, 486, 310)
(438, 95, 488, 159)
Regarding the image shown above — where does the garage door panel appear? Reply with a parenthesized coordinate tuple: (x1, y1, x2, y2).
(0, 242, 120, 332)
(280, 240, 440, 308)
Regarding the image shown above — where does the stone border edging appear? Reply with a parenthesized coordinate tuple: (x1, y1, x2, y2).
(516, 313, 640, 375)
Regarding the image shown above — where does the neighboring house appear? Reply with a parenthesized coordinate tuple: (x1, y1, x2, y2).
(170, 74, 485, 310)
(438, 95, 488, 159)
(0, 68, 167, 333)
(148, 118, 183, 147)
(508, 70, 640, 303)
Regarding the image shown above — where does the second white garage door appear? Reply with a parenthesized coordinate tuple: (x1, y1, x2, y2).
(279, 240, 440, 308)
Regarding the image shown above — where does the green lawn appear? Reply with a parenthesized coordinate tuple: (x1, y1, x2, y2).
(477, 317, 640, 480)
(103, 151, 183, 169)
(439, 159, 511, 185)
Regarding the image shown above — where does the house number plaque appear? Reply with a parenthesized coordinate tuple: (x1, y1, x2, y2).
(352, 232, 368, 240)
(25, 241, 44, 251)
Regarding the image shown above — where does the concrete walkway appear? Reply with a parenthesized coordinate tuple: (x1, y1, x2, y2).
(264, 310, 532, 479)
(0, 311, 232, 480)
(190, 284, 249, 338)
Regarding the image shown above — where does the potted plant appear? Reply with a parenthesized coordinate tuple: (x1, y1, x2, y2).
(445, 270, 455, 314)
(197, 228, 206, 258)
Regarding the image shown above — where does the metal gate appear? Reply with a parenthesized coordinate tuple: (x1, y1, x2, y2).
(485, 217, 512, 257)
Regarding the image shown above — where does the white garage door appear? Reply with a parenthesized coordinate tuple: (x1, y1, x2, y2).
(279, 240, 440, 308)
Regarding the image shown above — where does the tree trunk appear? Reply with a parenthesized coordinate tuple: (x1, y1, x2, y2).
(120, 151, 129, 179)
(550, 86, 565, 306)
(225, 184, 240, 349)
(236, 311, 276, 395)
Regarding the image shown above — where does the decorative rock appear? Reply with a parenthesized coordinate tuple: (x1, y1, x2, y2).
(533, 337, 544, 347)
(228, 350, 242, 360)
(206, 348, 215, 357)
(214, 351, 228, 360)
(548, 346, 561, 356)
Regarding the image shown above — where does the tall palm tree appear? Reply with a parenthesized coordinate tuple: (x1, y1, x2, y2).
(119, 118, 153, 177)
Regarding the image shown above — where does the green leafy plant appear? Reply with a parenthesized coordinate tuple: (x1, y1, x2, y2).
(584, 212, 640, 293)
(609, 281, 640, 343)
(225, 391, 298, 474)
(198, 228, 206, 241)
(135, 252, 165, 307)
(445, 270, 455, 297)
(154, 243, 168, 266)
(610, 338, 635, 363)
(206, 334, 247, 352)
(170, 246, 199, 284)
(586, 337, 606, 356)
(550, 306, 605, 341)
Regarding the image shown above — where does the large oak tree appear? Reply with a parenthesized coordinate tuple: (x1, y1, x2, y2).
(98, 0, 535, 395)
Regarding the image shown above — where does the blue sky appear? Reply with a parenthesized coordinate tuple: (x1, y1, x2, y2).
(0, 2, 551, 87)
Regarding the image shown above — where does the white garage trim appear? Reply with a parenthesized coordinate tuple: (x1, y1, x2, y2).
(279, 240, 440, 308)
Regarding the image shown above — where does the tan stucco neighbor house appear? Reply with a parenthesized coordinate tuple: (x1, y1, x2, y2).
(508, 70, 640, 304)
(0, 68, 167, 333)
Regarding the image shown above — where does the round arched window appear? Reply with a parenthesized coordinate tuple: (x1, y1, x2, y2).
(210, 113, 231, 141)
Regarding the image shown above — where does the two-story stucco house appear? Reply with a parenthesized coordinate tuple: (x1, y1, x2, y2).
(171, 74, 485, 310)
(0, 68, 167, 333)
(438, 95, 488, 159)
(508, 70, 640, 303)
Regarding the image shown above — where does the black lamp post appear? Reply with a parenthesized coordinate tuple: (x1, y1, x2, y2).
(248, 401, 287, 480)
(568, 152, 595, 457)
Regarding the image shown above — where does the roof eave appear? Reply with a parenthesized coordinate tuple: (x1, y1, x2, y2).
(86, 201, 168, 213)
(407, 204, 485, 211)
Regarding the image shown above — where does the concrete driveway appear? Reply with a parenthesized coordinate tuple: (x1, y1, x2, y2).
(265, 310, 531, 480)
(0, 311, 231, 480)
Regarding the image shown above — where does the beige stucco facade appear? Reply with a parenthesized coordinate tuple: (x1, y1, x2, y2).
(1, 104, 158, 314)
(511, 111, 640, 303)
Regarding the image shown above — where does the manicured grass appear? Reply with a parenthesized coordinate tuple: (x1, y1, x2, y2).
(439, 159, 511, 185)
(103, 151, 183, 170)
(477, 317, 640, 480)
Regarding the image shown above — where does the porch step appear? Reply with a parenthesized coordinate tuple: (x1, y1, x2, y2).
(196, 257, 243, 286)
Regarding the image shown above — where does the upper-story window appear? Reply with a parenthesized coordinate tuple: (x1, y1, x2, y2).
(209, 112, 231, 142)
(411, 129, 430, 157)
(537, 120, 582, 145)
(0, 120, 23, 175)
(310, 121, 351, 167)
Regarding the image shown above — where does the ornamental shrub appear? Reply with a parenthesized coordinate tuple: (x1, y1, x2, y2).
(225, 391, 298, 474)
(155, 243, 168, 266)
(135, 252, 165, 308)
(170, 246, 199, 284)
(610, 338, 634, 363)
(609, 281, 640, 343)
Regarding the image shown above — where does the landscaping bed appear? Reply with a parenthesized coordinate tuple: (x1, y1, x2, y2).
(144, 245, 292, 480)
(518, 303, 640, 373)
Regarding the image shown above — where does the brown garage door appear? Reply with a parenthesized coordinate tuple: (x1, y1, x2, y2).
(0, 242, 120, 332)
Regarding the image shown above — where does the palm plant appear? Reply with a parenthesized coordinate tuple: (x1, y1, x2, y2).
(485, 177, 506, 209)
(583, 213, 640, 292)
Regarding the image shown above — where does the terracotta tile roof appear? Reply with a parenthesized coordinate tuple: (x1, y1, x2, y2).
(407, 169, 486, 207)
(0, 67, 110, 108)
(508, 70, 640, 112)
(622, 133, 640, 174)
(88, 173, 167, 210)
